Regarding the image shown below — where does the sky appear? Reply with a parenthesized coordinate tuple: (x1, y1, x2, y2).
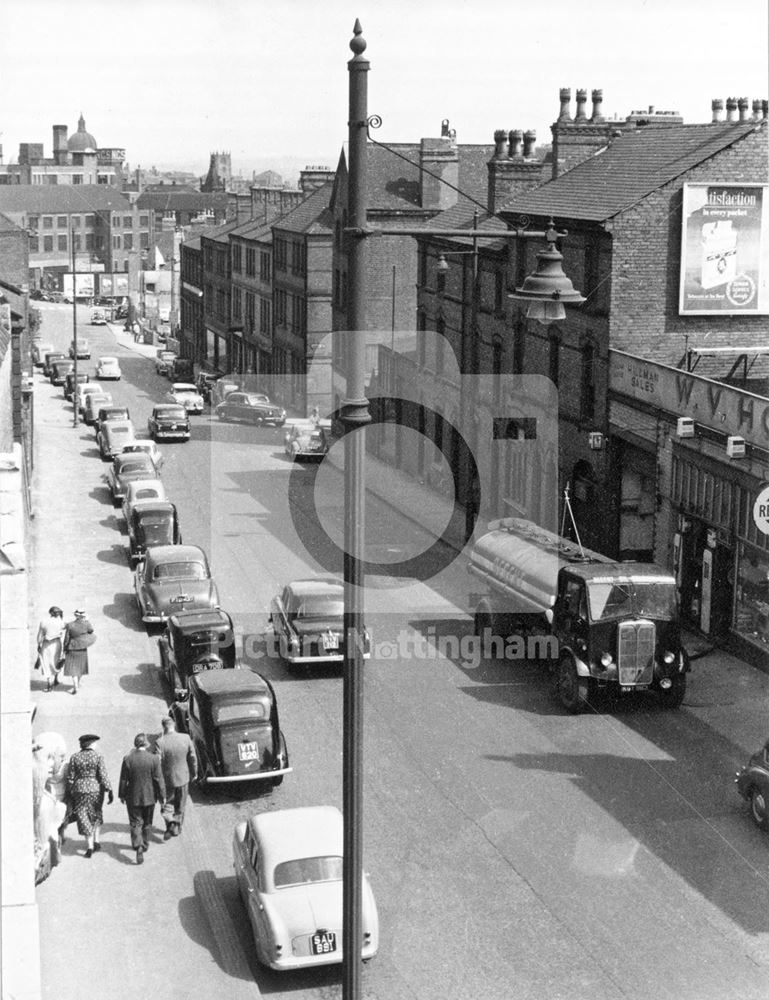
(2, 0, 768, 182)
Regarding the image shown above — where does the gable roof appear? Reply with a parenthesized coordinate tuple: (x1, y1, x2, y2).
(136, 191, 229, 212)
(272, 182, 333, 235)
(0, 185, 133, 214)
(498, 121, 765, 222)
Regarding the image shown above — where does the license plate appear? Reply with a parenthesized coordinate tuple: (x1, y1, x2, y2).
(311, 931, 336, 955)
(321, 632, 339, 651)
(238, 742, 260, 762)
(171, 594, 190, 604)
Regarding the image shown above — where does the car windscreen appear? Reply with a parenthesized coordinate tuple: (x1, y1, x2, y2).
(274, 856, 343, 888)
(293, 596, 344, 619)
(136, 514, 172, 544)
(153, 561, 207, 581)
(109, 426, 133, 437)
(214, 702, 268, 724)
(119, 461, 151, 475)
(586, 578, 678, 622)
(160, 407, 186, 419)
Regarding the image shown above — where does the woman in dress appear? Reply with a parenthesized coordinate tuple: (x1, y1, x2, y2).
(62, 609, 95, 695)
(65, 734, 113, 858)
(36, 606, 65, 692)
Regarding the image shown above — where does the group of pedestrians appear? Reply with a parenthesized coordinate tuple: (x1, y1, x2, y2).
(41, 717, 197, 866)
(35, 606, 95, 694)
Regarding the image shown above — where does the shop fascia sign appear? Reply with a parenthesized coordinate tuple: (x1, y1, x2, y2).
(610, 349, 769, 449)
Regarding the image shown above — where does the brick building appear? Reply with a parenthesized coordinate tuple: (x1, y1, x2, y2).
(179, 235, 203, 362)
(200, 220, 241, 371)
(135, 189, 229, 231)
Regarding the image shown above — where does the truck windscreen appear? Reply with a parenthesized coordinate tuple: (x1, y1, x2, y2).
(586, 579, 677, 622)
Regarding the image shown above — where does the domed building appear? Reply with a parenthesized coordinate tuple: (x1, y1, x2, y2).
(67, 114, 98, 155)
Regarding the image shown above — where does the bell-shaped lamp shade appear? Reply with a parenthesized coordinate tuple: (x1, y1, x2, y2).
(509, 227, 585, 326)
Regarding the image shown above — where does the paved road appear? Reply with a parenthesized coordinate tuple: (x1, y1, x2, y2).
(30, 303, 769, 1000)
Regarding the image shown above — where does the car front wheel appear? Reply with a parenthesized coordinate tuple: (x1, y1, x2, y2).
(750, 787, 769, 830)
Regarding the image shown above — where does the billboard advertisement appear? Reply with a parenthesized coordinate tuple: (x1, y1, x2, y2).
(62, 272, 96, 300)
(679, 183, 768, 315)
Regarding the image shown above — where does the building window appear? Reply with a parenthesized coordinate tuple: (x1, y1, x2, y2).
(85, 215, 94, 227)
(245, 247, 256, 277)
(58, 234, 68, 251)
(260, 251, 271, 282)
(123, 216, 132, 228)
(492, 337, 503, 406)
(233, 287, 243, 320)
(74, 234, 82, 251)
(43, 235, 53, 252)
(512, 320, 525, 373)
(274, 238, 287, 272)
(113, 235, 121, 249)
(85, 233, 94, 251)
(124, 233, 133, 250)
(43, 216, 53, 229)
(260, 297, 271, 334)
(139, 215, 148, 227)
(233, 243, 242, 273)
(581, 338, 596, 422)
(28, 216, 39, 230)
(436, 319, 446, 375)
(437, 268, 446, 295)
(275, 289, 287, 326)
(29, 236, 39, 252)
(57, 216, 67, 227)
(70, 216, 80, 228)
(73, 175, 83, 185)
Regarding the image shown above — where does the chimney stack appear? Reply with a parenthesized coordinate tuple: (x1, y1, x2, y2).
(574, 89, 588, 122)
(52, 124, 68, 165)
(711, 98, 724, 123)
(763, 100, 769, 118)
(508, 130, 523, 158)
(738, 97, 749, 122)
(522, 130, 537, 158)
(726, 96, 738, 122)
(558, 88, 572, 122)
(591, 89, 604, 122)
(752, 99, 763, 120)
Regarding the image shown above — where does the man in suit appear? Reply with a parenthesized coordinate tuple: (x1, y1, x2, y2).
(155, 716, 197, 840)
(118, 732, 166, 865)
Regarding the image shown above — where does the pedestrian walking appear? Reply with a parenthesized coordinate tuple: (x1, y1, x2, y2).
(35, 606, 65, 692)
(155, 716, 197, 839)
(118, 733, 166, 865)
(65, 734, 113, 859)
(62, 608, 95, 695)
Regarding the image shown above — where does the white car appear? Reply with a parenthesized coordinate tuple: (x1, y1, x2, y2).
(120, 439, 163, 473)
(75, 383, 102, 415)
(90, 309, 107, 326)
(121, 478, 166, 525)
(96, 356, 122, 380)
(165, 382, 204, 414)
(232, 805, 379, 970)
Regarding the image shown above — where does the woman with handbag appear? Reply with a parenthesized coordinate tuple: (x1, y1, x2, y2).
(62, 609, 96, 696)
(36, 606, 65, 692)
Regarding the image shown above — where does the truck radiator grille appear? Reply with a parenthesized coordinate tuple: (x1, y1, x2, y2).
(617, 621, 655, 686)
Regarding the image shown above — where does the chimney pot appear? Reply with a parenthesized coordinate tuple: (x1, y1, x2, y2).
(738, 97, 749, 121)
(726, 96, 738, 122)
(590, 88, 604, 122)
(575, 88, 588, 122)
(711, 98, 724, 123)
(493, 129, 508, 158)
(763, 99, 769, 118)
(752, 99, 763, 120)
(509, 130, 523, 158)
(522, 130, 537, 158)
(558, 87, 572, 122)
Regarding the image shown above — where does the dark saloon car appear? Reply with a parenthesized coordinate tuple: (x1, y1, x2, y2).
(736, 738, 769, 830)
(158, 607, 238, 695)
(174, 670, 290, 787)
(134, 544, 219, 625)
(269, 577, 371, 668)
(50, 359, 74, 386)
(42, 351, 67, 378)
(64, 370, 89, 400)
(215, 392, 286, 427)
(97, 419, 136, 461)
(106, 451, 157, 504)
(127, 500, 181, 565)
(31, 342, 53, 367)
(93, 405, 130, 434)
(148, 404, 190, 442)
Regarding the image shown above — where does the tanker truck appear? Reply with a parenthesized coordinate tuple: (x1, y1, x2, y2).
(468, 518, 689, 712)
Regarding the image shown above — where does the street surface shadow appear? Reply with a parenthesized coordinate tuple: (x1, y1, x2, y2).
(102, 592, 144, 632)
(88, 485, 114, 506)
(96, 544, 130, 567)
(118, 661, 163, 697)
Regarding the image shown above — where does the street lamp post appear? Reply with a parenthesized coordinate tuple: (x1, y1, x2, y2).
(341, 22, 584, 1000)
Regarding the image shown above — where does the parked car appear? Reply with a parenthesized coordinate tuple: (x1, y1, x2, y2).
(106, 451, 157, 504)
(173, 670, 290, 788)
(165, 382, 204, 414)
(736, 737, 769, 830)
(121, 479, 167, 525)
(269, 578, 371, 668)
(148, 404, 190, 442)
(42, 351, 67, 377)
(83, 392, 112, 427)
(120, 439, 163, 473)
(75, 383, 102, 415)
(232, 805, 378, 970)
(155, 350, 177, 376)
(126, 500, 181, 565)
(69, 339, 91, 359)
(93, 404, 130, 434)
(32, 342, 53, 367)
(97, 418, 135, 461)
(90, 309, 107, 326)
(196, 371, 221, 402)
(95, 356, 122, 380)
(64, 370, 89, 400)
(169, 357, 194, 382)
(50, 359, 74, 387)
(284, 422, 329, 461)
(158, 607, 239, 695)
(134, 544, 220, 625)
(216, 392, 286, 427)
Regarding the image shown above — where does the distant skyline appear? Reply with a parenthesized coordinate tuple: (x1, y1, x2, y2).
(2, 0, 767, 183)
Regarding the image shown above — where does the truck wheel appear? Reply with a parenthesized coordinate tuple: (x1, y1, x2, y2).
(749, 787, 769, 830)
(557, 657, 588, 713)
(658, 673, 686, 709)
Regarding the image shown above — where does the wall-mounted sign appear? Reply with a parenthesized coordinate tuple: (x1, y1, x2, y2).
(752, 484, 769, 536)
(679, 183, 768, 315)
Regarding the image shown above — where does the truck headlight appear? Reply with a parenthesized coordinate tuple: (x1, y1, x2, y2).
(600, 651, 613, 667)
(663, 651, 675, 664)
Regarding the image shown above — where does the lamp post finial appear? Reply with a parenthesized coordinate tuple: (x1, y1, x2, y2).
(350, 19, 366, 56)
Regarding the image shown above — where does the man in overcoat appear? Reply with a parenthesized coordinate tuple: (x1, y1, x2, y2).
(155, 716, 197, 839)
(118, 732, 166, 864)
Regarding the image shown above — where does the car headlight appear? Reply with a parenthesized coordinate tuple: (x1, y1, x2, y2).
(663, 651, 675, 664)
(600, 651, 613, 667)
